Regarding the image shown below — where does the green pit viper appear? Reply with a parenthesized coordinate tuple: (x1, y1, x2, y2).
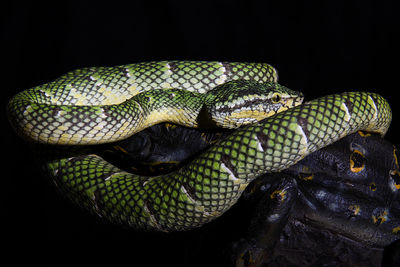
(7, 61, 392, 232)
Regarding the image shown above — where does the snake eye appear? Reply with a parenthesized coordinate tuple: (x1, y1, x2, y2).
(271, 93, 282, 104)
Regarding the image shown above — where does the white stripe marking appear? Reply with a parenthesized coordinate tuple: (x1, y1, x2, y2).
(296, 124, 309, 155)
(143, 176, 157, 186)
(297, 124, 308, 145)
(180, 185, 197, 204)
(221, 162, 240, 183)
(254, 134, 264, 152)
(132, 99, 144, 114)
(368, 95, 378, 122)
(165, 62, 174, 76)
(341, 102, 351, 122)
(215, 62, 228, 85)
(180, 185, 211, 216)
(143, 202, 161, 228)
(104, 172, 125, 181)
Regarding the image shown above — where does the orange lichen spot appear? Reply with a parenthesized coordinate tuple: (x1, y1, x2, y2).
(372, 210, 388, 225)
(369, 182, 377, 192)
(392, 226, 400, 234)
(270, 189, 287, 201)
(393, 146, 399, 167)
(350, 149, 365, 173)
(348, 205, 361, 216)
(390, 170, 400, 190)
(299, 173, 314, 181)
(113, 145, 128, 154)
(164, 123, 177, 129)
(358, 131, 371, 137)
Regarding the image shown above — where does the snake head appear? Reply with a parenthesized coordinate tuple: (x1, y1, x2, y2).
(205, 80, 303, 128)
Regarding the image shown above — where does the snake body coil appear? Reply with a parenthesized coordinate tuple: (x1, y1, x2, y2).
(7, 61, 392, 231)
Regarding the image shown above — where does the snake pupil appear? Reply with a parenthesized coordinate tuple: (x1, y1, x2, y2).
(272, 93, 281, 103)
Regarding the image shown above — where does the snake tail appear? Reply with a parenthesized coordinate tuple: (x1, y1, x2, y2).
(46, 92, 391, 231)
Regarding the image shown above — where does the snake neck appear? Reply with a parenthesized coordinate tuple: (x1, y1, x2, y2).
(131, 89, 213, 132)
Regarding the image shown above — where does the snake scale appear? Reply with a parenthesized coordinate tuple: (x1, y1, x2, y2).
(7, 61, 392, 231)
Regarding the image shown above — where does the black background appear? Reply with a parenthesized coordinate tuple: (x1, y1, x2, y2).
(3, 0, 400, 265)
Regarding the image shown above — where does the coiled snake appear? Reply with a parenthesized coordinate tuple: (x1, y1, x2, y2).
(7, 61, 392, 231)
